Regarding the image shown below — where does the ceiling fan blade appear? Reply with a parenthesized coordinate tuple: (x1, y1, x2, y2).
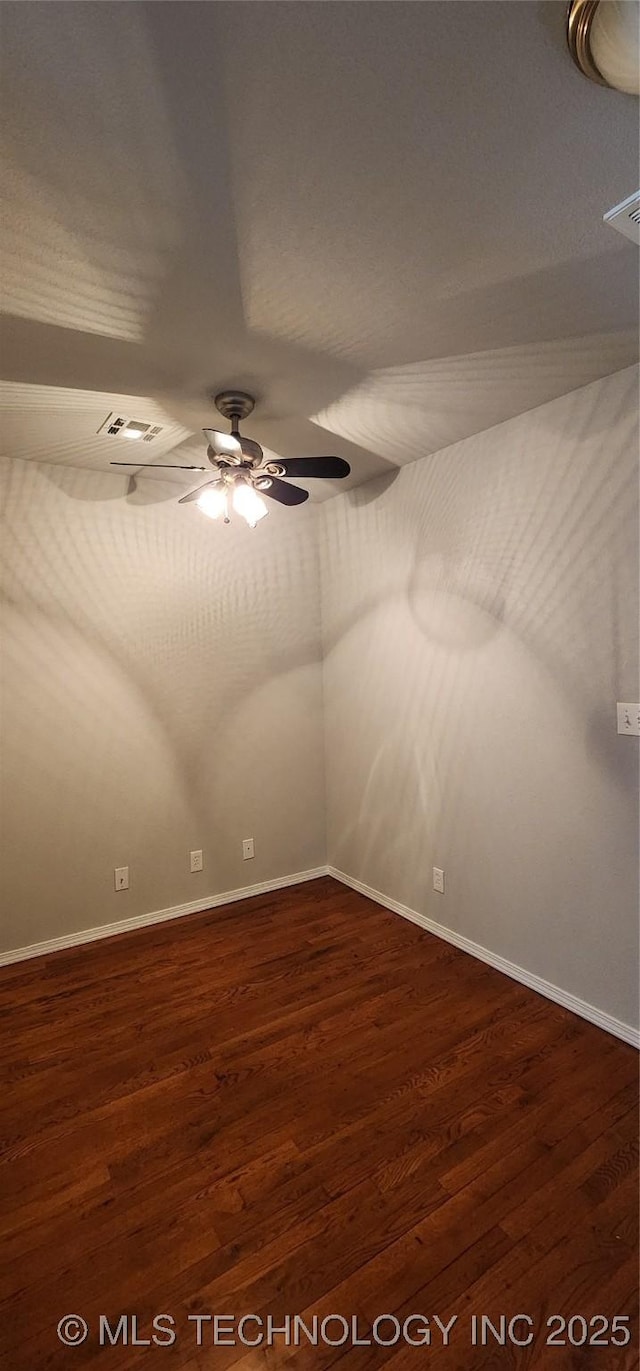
(111, 462, 207, 470)
(238, 436, 263, 463)
(203, 428, 242, 459)
(275, 457, 351, 480)
(178, 480, 221, 505)
(260, 476, 309, 506)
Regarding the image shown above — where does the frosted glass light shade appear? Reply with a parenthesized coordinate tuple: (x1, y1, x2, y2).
(591, 0, 640, 93)
(197, 486, 228, 520)
(232, 482, 269, 528)
(568, 0, 640, 93)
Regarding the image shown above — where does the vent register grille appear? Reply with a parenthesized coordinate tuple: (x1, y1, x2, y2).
(97, 413, 163, 441)
(603, 191, 640, 245)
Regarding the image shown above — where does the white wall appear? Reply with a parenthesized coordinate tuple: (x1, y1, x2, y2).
(0, 460, 325, 952)
(320, 367, 639, 1032)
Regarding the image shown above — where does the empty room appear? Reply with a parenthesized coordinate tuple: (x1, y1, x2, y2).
(0, 1, 638, 1367)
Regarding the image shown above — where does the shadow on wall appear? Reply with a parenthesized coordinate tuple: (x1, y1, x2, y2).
(321, 369, 639, 936)
(1, 457, 324, 857)
(342, 470, 401, 508)
(38, 459, 195, 508)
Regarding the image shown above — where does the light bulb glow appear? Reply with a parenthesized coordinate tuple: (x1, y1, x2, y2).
(232, 481, 269, 528)
(196, 486, 228, 520)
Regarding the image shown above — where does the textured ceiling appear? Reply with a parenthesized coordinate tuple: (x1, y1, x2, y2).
(0, 1, 638, 500)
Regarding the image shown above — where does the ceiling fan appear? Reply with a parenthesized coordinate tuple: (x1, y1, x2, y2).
(110, 391, 350, 528)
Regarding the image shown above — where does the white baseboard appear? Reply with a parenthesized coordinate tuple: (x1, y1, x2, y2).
(0, 866, 330, 967)
(4, 863, 637, 1050)
(328, 866, 640, 1049)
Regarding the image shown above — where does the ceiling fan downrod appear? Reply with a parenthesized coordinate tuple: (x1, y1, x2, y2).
(214, 390, 256, 437)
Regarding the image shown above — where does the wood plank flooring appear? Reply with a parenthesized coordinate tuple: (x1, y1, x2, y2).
(0, 876, 637, 1369)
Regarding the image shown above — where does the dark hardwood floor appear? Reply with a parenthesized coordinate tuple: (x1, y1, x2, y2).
(1, 876, 637, 1370)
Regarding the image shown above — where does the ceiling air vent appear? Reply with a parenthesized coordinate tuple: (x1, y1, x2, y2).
(97, 413, 164, 442)
(603, 191, 640, 246)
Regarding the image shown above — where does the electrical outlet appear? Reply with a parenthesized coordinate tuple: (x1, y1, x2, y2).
(190, 849, 203, 873)
(433, 867, 445, 894)
(617, 703, 640, 736)
(114, 866, 129, 892)
(242, 838, 255, 860)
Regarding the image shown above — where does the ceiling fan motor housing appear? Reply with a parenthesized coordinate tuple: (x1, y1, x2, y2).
(212, 391, 264, 465)
(214, 390, 256, 425)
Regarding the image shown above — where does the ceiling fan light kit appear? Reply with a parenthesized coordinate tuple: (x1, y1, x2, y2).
(110, 390, 351, 528)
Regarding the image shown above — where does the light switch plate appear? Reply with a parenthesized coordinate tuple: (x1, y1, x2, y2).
(114, 866, 129, 891)
(617, 703, 640, 736)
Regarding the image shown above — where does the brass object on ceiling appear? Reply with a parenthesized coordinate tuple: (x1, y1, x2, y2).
(567, 0, 609, 85)
(567, 0, 640, 93)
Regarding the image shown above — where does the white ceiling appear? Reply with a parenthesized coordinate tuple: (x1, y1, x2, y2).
(0, 1, 638, 500)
